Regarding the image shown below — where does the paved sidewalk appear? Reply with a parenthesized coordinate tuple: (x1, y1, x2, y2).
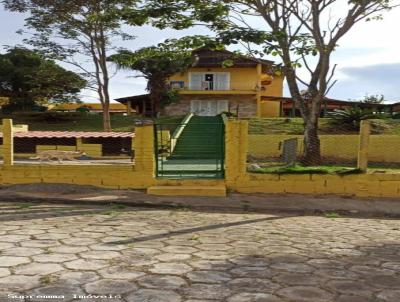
(1, 183, 400, 216)
(0, 201, 399, 301)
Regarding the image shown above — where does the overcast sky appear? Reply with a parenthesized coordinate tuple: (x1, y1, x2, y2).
(1, 5, 399, 103)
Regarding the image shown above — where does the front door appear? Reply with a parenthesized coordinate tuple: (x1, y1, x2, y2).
(190, 100, 228, 116)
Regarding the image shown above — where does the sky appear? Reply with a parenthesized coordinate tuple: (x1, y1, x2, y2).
(1, 4, 399, 103)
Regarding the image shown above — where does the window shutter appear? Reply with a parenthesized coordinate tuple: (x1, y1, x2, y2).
(190, 100, 201, 114)
(217, 100, 229, 113)
(189, 73, 203, 90)
(215, 73, 230, 90)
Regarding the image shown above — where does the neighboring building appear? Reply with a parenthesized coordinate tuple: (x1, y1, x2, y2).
(115, 48, 285, 118)
(50, 103, 129, 114)
(277, 97, 400, 117)
(390, 102, 400, 114)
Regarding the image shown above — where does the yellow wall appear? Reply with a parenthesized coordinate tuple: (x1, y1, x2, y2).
(248, 134, 400, 163)
(260, 75, 284, 98)
(0, 124, 28, 132)
(169, 67, 284, 94)
(260, 100, 281, 117)
(2, 120, 400, 199)
(231, 173, 400, 198)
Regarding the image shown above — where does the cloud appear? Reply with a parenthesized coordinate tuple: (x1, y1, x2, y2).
(330, 63, 400, 101)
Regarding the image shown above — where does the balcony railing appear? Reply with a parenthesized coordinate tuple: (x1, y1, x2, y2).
(170, 81, 265, 92)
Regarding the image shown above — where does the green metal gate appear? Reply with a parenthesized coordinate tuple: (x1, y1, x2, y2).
(154, 116, 225, 178)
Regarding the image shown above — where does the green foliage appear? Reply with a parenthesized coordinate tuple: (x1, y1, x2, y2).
(11, 111, 87, 123)
(3, 0, 141, 130)
(109, 36, 218, 115)
(0, 47, 86, 113)
(324, 212, 340, 219)
(250, 164, 361, 175)
(76, 106, 90, 113)
(360, 94, 386, 104)
(328, 107, 385, 130)
(161, 89, 180, 108)
(392, 113, 400, 120)
(123, 0, 230, 30)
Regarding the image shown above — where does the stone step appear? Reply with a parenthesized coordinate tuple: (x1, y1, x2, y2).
(147, 185, 226, 197)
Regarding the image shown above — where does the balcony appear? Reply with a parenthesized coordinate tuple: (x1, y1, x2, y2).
(170, 81, 261, 95)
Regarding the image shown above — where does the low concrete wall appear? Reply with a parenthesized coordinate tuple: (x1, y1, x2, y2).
(0, 165, 399, 198)
(0, 165, 224, 190)
(230, 172, 400, 198)
(1, 119, 400, 200)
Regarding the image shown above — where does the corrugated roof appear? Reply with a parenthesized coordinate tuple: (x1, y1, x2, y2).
(0, 131, 134, 139)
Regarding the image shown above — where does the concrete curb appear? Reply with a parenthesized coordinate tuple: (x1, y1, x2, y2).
(0, 189, 400, 218)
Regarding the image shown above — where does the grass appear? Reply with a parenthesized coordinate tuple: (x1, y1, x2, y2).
(1, 113, 184, 132)
(40, 275, 58, 285)
(251, 164, 362, 175)
(5, 112, 400, 135)
(19, 203, 34, 209)
(325, 212, 340, 218)
(110, 204, 126, 210)
(246, 117, 400, 135)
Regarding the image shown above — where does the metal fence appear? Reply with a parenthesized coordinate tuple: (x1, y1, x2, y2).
(247, 119, 400, 173)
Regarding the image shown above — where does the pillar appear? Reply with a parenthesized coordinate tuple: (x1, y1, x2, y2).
(126, 100, 132, 115)
(256, 63, 262, 118)
(225, 119, 248, 183)
(357, 120, 371, 172)
(2, 119, 14, 166)
(134, 121, 155, 175)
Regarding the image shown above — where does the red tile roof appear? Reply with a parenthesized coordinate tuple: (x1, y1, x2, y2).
(0, 131, 134, 139)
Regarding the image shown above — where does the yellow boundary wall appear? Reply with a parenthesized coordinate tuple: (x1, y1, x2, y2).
(249, 134, 400, 163)
(1, 119, 400, 198)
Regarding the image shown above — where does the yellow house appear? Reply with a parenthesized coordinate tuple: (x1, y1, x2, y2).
(116, 48, 284, 117)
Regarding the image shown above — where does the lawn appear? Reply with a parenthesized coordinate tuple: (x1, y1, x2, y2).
(3, 112, 400, 135)
(1, 113, 184, 132)
(246, 117, 400, 135)
(249, 164, 362, 175)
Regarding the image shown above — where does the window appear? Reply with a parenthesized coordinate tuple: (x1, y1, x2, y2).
(189, 72, 230, 91)
(169, 81, 184, 89)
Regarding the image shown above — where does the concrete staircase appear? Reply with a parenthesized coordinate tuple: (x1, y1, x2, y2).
(171, 115, 224, 159)
(147, 185, 226, 197)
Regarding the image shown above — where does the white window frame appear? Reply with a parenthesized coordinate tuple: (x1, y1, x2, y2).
(188, 72, 230, 91)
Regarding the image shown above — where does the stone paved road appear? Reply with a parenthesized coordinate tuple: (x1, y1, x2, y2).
(0, 202, 399, 302)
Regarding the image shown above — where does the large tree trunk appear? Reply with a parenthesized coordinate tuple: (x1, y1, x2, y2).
(102, 101, 111, 131)
(301, 95, 322, 166)
(302, 119, 321, 165)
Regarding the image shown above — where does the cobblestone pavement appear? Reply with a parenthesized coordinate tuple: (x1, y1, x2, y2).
(0, 202, 399, 302)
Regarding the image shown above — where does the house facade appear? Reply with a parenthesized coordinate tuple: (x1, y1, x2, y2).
(116, 49, 284, 118)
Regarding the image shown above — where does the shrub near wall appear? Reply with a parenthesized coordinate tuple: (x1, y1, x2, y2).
(248, 134, 400, 163)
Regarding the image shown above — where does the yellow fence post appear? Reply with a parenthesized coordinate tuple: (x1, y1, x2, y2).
(225, 119, 248, 182)
(357, 120, 371, 172)
(2, 119, 14, 166)
(134, 121, 155, 175)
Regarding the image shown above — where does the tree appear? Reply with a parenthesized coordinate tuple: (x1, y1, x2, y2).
(223, 1, 395, 165)
(149, 0, 395, 165)
(109, 36, 216, 116)
(3, 0, 142, 130)
(0, 47, 86, 112)
(361, 94, 386, 104)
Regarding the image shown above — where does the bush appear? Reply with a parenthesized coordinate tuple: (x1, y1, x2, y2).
(327, 107, 387, 130)
(392, 113, 400, 119)
(10, 112, 85, 123)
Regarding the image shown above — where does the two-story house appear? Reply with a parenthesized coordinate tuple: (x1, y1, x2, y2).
(115, 48, 284, 118)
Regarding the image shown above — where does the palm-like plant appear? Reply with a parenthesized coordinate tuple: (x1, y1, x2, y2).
(328, 107, 380, 129)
